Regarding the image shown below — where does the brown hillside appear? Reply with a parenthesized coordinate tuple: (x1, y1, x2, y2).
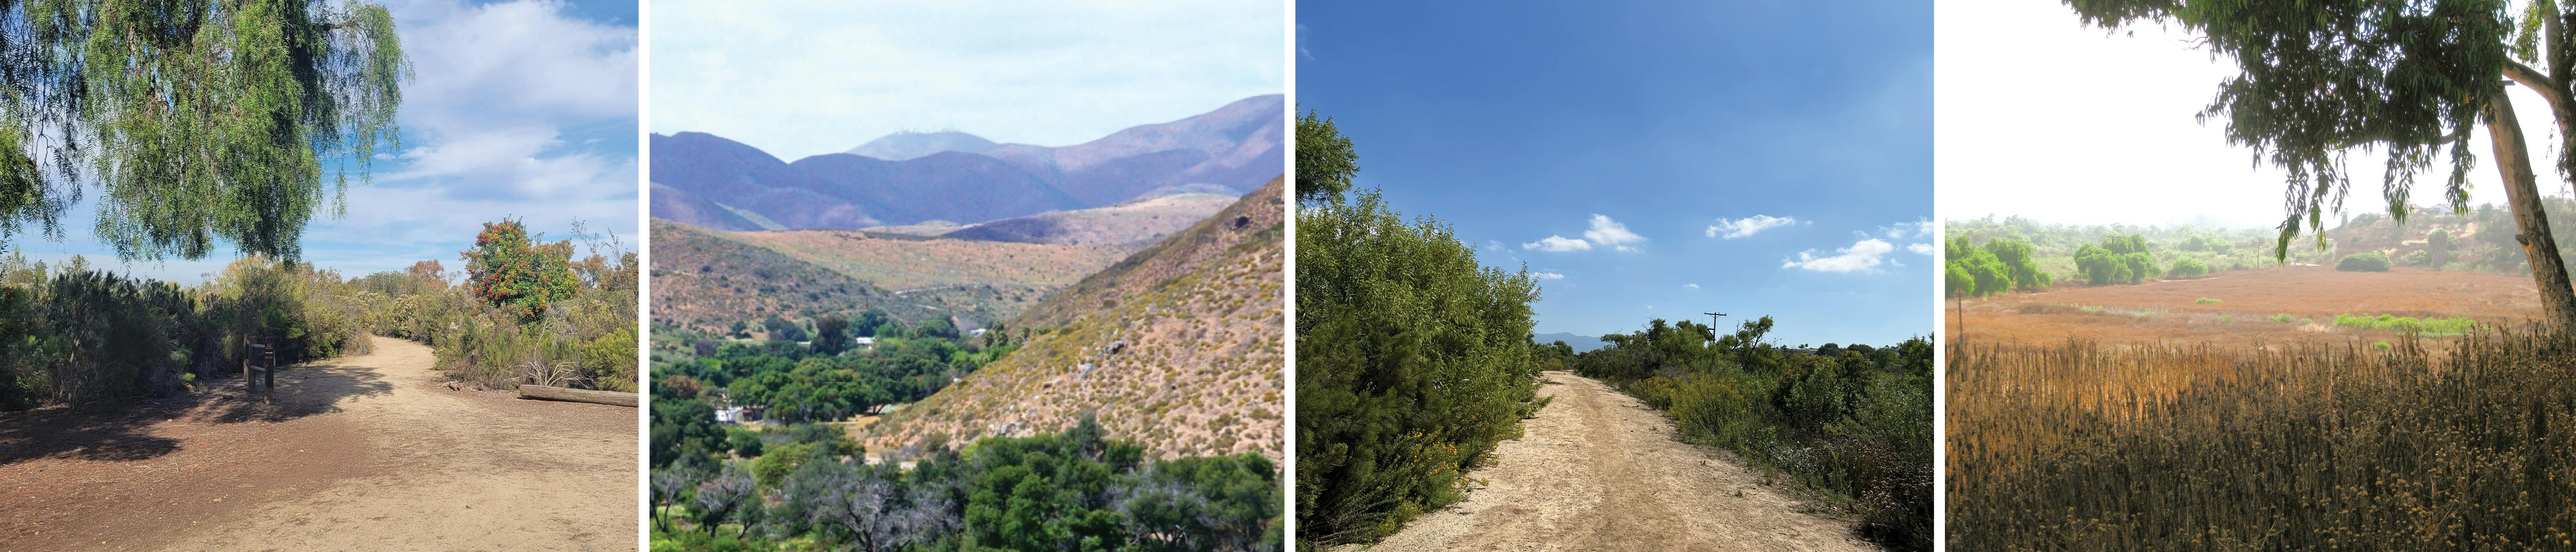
(860, 178, 1286, 461)
(1008, 177, 1286, 331)
(650, 219, 1029, 331)
(942, 193, 1237, 246)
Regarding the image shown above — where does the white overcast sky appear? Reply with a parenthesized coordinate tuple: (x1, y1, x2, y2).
(650, 0, 1285, 161)
(1937, 2, 2561, 230)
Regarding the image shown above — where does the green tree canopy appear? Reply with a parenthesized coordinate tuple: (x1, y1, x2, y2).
(1295, 109, 1357, 204)
(2063, 0, 2576, 323)
(0, 0, 409, 261)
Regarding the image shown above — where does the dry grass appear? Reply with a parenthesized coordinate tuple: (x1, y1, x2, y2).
(1948, 331, 2576, 551)
(722, 229, 1131, 291)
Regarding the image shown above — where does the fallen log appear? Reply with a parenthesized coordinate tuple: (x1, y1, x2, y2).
(517, 385, 639, 407)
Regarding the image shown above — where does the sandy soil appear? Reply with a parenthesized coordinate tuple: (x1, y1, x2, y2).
(0, 337, 636, 552)
(1346, 371, 1874, 552)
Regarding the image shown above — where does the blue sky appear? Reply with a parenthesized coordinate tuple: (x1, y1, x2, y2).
(650, 0, 1286, 160)
(8, 0, 639, 283)
(1298, 0, 1933, 347)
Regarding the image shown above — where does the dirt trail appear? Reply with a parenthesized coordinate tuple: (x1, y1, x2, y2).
(1349, 371, 1873, 552)
(0, 337, 635, 551)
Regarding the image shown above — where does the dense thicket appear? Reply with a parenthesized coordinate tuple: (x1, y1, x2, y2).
(0, 255, 372, 408)
(1950, 330, 2576, 551)
(647, 329, 1010, 449)
(1294, 114, 1544, 548)
(1574, 317, 1934, 551)
(649, 416, 1281, 552)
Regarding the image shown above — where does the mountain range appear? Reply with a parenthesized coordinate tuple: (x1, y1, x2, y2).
(1533, 332, 1609, 353)
(650, 94, 1284, 231)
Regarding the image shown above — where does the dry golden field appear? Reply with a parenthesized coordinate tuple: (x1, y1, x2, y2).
(1947, 265, 2542, 348)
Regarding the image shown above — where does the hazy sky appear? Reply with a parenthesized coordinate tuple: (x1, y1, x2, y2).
(11, 0, 641, 283)
(1300, 0, 1933, 347)
(651, 0, 1286, 160)
(1937, 2, 2558, 230)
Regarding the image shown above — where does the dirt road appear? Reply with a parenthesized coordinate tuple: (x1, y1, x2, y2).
(0, 337, 636, 551)
(1349, 371, 1874, 552)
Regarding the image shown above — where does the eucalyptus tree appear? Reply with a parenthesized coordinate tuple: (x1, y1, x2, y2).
(2063, 0, 2576, 324)
(0, 0, 408, 262)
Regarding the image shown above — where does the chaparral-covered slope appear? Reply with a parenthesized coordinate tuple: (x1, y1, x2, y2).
(860, 178, 1286, 461)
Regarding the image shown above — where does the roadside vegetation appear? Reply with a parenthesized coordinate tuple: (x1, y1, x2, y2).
(0, 219, 639, 411)
(1577, 318, 1934, 552)
(1291, 109, 1547, 549)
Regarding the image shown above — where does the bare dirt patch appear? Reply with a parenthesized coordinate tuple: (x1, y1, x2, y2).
(0, 337, 635, 551)
(1947, 265, 2543, 348)
(1344, 371, 1872, 552)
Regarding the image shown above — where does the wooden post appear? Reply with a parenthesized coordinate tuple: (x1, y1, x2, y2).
(262, 341, 275, 404)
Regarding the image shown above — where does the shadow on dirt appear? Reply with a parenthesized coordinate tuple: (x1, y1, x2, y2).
(0, 362, 393, 467)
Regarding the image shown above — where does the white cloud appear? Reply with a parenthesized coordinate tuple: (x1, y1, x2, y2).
(1881, 217, 1936, 239)
(1524, 235, 1590, 252)
(1532, 271, 1566, 280)
(1906, 242, 1936, 255)
(1783, 238, 1898, 273)
(1484, 239, 1503, 252)
(1583, 214, 1645, 252)
(1708, 215, 1801, 239)
(1683, 283, 1700, 288)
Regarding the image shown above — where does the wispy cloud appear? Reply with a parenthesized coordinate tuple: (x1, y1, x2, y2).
(1524, 235, 1590, 252)
(1906, 242, 1935, 255)
(1783, 238, 1897, 273)
(1683, 283, 1700, 288)
(1532, 271, 1566, 279)
(1708, 215, 1801, 239)
(1880, 217, 1936, 239)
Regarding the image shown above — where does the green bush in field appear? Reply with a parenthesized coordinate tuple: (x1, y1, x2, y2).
(2332, 314, 2481, 335)
(2270, 314, 2296, 323)
(2195, 297, 2222, 304)
(2336, 251, 2392, 272)
(2169, 259, 2210, 279)
(2075, 234, 2160, 285)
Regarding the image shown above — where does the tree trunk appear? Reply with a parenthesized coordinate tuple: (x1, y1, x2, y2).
(517, 384, 639, 407)
(2481, 91, 2576, 326)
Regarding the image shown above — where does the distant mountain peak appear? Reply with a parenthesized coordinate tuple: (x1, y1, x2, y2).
(845, 131, 997, 161)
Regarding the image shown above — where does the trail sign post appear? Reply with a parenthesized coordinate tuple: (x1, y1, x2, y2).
(244, 337, 277, 404)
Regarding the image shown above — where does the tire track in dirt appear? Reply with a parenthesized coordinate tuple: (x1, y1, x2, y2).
(1349, 371, 1873, 552)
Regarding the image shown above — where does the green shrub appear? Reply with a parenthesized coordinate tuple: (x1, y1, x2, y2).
(2270, 314, 2296, 323)
(2336, 251, 2392, 272)
(2169, 259, 2210, 279)
(2194, 298, 2221, 304)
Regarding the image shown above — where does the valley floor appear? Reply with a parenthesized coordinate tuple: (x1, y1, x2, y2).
(1345, 371, 1873, 552)
(0, 337, 636, 551)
